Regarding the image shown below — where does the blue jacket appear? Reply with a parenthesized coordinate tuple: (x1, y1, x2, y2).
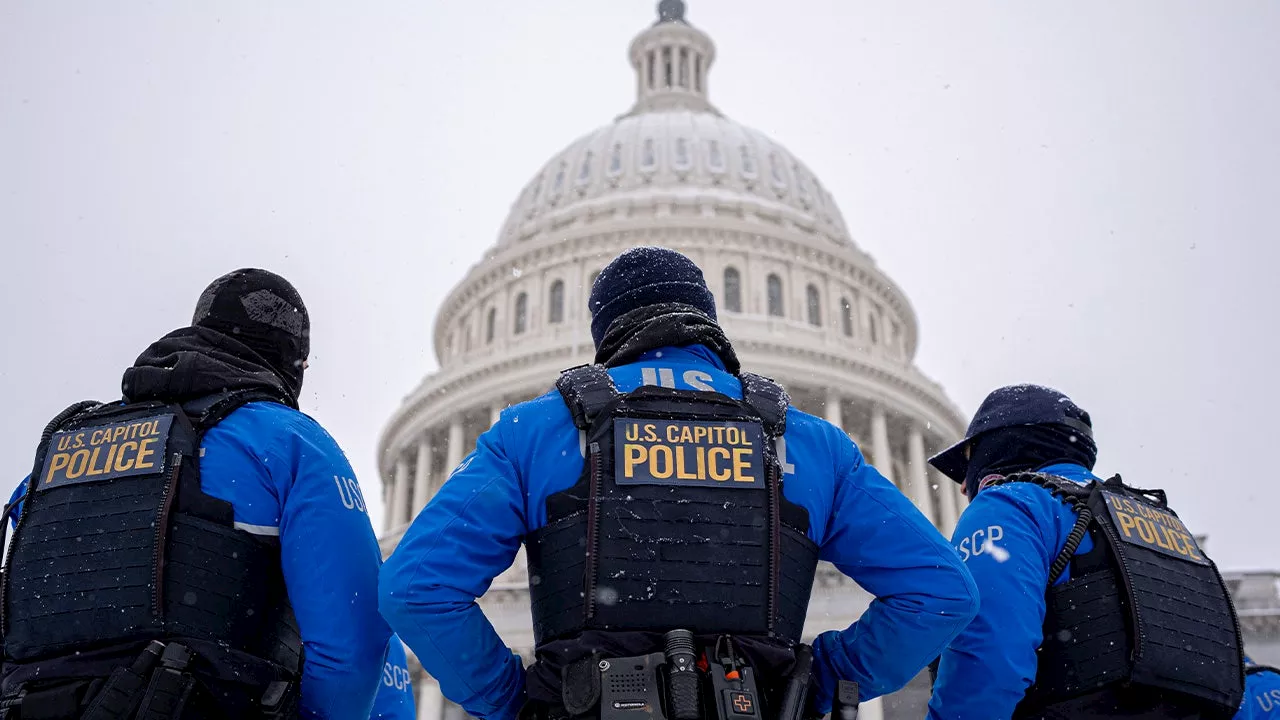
(372, 635, 417, 719)
(8, 401, 391, 720)
(379, 345, 979, 720)
(1238, 657, 1280, 719)
(928, 462, 1101, 719)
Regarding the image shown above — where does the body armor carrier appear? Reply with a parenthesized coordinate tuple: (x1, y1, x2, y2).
(522, 365, 819, 713)
(988, 473, 1244, 720)
(1, 391, 302, 720)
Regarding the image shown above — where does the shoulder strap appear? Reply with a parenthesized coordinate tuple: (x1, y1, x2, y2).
(984, 472, 1095, 585)
(181, 389, 290, 434)
(555, 365, 619, 431)
(738, 372, 789, 438)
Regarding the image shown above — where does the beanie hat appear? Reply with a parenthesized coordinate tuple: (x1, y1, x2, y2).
(589, 247, 717, 347)
(192, 269, 310, 395)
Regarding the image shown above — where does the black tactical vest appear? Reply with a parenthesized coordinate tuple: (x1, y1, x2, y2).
(524, 366, 818, 688)
(2, 391, 303, 718)
(994, 473, 1244, 720)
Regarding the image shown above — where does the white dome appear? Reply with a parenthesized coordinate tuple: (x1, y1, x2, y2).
(497, 111, 853, 248)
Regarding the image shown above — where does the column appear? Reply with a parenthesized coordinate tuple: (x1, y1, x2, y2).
(907, 424, 936, 523)
(824, 389, 843, 432)
(412, 435, 433, 515)
(870, 405, 894, 484)
(445, 416, 465, 476)
(417, 676, 443, 720)
(490, 404, 504, 428)
(859, 697, 884, 720)
(391, 454, 410, 530)
(935, 469, 959, 535)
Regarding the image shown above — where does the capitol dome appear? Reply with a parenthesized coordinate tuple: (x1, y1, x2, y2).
(378, 3, 967, 718)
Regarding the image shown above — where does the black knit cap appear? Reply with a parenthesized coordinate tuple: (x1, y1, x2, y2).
(589, 246, 718, 347)
(192, 269, 310, 395)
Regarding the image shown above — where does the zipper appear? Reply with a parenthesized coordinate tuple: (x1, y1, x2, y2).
(1092, 492, 1146, 666)
(151, 453, 182, 617)
(1208, 556, 1247, 690)
(584, 442, 602, 621)
(766, 460, 781, 635)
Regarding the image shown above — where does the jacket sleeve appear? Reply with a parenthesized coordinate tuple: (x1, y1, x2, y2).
(371, 635, 417, 720)
(379, 418, 527, 720)
(271, 415, 392, 720)
(927, 485, 1058, 720)
(1238, 670, 1280, 719)
(7, 478, 27, 528)
(807, 436, 979, 710)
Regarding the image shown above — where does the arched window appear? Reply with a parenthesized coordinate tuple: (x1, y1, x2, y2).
(674, 138, 691, 170)
(769, 152, 786, 187)
(587, 270, 601, 306)
(548, 280, 565, 324)
(740, 146, 757, 177)
(840, 297, 854, 337)
(608, 143, 623, 176)
(663, 47, 673, 88)
(707, 140, 724, 173)
(514, 293, 528, 335)
(641, 138, 657, 170)
(806, 284, 821, 326)
(767, 274, 784, 317)
(577, 151, 593, 187)
(867, 314, 878, 344)
(550, 161, 566, 201)
(723, 267, 742, 313)
(485, 307, 496, 344)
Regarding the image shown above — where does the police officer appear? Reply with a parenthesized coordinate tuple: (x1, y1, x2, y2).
(371, 635, 417, 720)
(2, 269, 391, 719)
(379, 246, 978, 720)
(1237, 656, 1280, 719)
(926, 384, 1243, 719)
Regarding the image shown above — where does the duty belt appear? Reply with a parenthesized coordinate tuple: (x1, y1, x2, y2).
(551, 630, 858, 720)
(0, 640, 295, 720)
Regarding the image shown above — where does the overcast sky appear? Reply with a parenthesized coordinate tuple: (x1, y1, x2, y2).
(2, 1, 1276, 570)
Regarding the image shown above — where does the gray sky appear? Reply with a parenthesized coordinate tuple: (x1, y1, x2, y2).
(2, 1, 1277, 569)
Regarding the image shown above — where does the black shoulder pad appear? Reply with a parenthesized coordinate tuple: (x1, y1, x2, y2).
(182, 389, 288, 432)
(985, 471, 1091, 503)
(556, 365, 618, 431)
(739, 372, 789, 438)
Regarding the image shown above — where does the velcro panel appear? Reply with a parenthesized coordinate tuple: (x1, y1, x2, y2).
(6, 477, 165, 660)
(1036, 569, 1130, 699)
(164, 514, 278, 653)
(591, 484, 771, 635)
(526, 514, 590, 645)
(775, 526, 819, 642)
(1088, 487, 1243, 712)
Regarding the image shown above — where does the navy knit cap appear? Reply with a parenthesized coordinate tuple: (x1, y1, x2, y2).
(589, 247, 718, 347)
(928, 384, 1094, 483)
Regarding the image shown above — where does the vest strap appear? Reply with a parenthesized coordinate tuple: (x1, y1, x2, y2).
(739, 372, 788, 438)
(556, 365, 619, 430)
